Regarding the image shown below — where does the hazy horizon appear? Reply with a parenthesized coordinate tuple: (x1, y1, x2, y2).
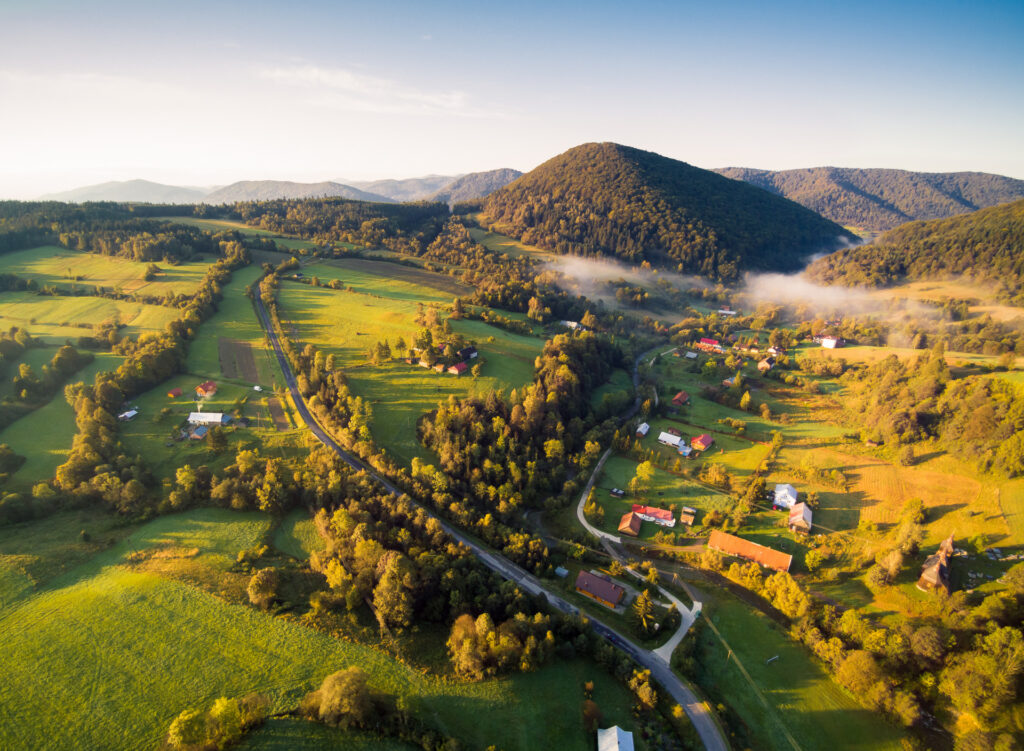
(3, 0, 1023, 198)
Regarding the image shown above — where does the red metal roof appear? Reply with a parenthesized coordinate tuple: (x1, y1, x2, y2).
(700, 338, 719, 346)
(708, 530, 792, 572)
(631, 504, 673, 522)
(691, 434, 714, 450)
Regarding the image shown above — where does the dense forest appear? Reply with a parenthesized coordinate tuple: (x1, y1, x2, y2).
(479, 143, 855, 280)
(716, 166, 1024, 231)
(807, 199, 1024, 303)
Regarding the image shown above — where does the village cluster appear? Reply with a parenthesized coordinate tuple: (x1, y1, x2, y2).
(117, 378, 264, 440)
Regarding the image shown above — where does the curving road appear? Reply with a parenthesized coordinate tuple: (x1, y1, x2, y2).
(254, 296, 728, 751)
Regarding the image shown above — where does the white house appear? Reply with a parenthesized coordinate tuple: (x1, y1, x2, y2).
(636, 422, 650, 437)
(657, 431, 681, 448)
(188, 412, 229, 426)
(774, 483, 799, 509)
(598, 726, 635, 751)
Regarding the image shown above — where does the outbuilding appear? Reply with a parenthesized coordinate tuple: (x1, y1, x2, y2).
(774, 483, 799, 509)
(788, 502, 813, 533)
(118, 409, 138, 422)
(671, 390, 690, 407)
(658, 432, 681, 448)
(188, 412, 230, 426)
(598, 726, 635, 751)
(635, 422, 650, 437)
(167, 388, 183, 398)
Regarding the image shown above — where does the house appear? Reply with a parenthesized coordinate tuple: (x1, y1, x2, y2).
(253, 385, 263, 392)
(722, 377, 735, 388)
(631, 504, 675, 528)
(447, 361, 469, 375)
(788, 502, 813, 533)
(774, 483, 799, 509)
(457, 346, 478, 360)
(117, 409, 138, 422)
(820, 335, 845, 349)
(418, 360, 432, 368)
(195, 380, 217, 397)
(677, 444, 693, 457)
(575, 571, 625, 608)
(167, 387, 183, 398)
(671, 390, 690, 407)
(678, 511, 696, 527)
(696, 337, 723, 354)
(684, 351, 699, 359)
(758, 357, 776, 373)
(636, 422, 650, 437)
(188, 412, 230, 426)
(691, 434, 714, 452)
(917, 533, 956, 594)
(433, 363, 446, 373)
(658, 432, 681, 448)
(767, 346, 784, 356)
(189, 425, 209, 440)
(561, 320, 581, 331)
(717, 308, 739, 316)
(618, 512, 642, 537)
(708, 530, 792, 572)
(666, 427, 681, 436)
(598, 726, 635, 751)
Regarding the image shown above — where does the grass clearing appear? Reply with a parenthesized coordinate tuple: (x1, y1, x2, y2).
(278, 281, 543, 464)
(0, 509, 645, 751)
(693, 594, 905, 751)
(238, 721, 417, 750)
(274, 509, 324, 559)
(0, 291, 179, 343)
(0, 352, 124, 491)
(0, 245, 212, 296)
(313, 257, 474, 299)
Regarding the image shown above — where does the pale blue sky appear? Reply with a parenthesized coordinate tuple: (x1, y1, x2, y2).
(1, 0, 1022, 196)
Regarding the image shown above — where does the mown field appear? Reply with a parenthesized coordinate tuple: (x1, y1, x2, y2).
(0, 352, 124, 492)
(161, 217, 322, 251)
(0, 290, 180, 343)
(277, 278, 544, 464)
(311, 257, 474, 299)
(692, 594, 906, 751)
(273, 509, 324, 559)
(0, 245, 213, 297)
(0, 508, 645, 751)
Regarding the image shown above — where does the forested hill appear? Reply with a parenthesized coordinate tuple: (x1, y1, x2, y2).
(715, 166, 1024, 232)
(806, 198, 1024, 302)
(430, 168, 523, 204)
(205, 181, 393, 204)
(479, 142, 854, 280)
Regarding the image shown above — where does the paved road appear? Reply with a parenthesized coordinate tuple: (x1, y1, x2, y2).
(253, 296, 728, 751)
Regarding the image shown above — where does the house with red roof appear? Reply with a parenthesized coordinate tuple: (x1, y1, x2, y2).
(575, 571, 626, 608)
(691, 434, 714, 452)
(447, 361, 469, 375)
(195, 381, 217, 398)
(631, 504, 675, 528)
(708, 530, 792, 572)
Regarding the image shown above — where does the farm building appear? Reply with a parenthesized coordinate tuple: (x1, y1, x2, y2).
(632, 504, 675, 527)
(658, 432, 681, 448)
(433, 363, 446, 373)
(758, 357, 776, 373)
(708, 530, 792, 572)
(575, 571, 625, 608)
(447, 362, 469, 375)
(722, 377, 735, 388)
(117, 409, 138, 422)
(788, 502, 813, 533)
(696, 337, 723, 353)
(774, 483, 799, 509)
(684, 351, 698, 359)
(457, 346, 478, 360)
(671, 390, 690, 407)
(678, 511, 695, 526)
(598, 726, 635, 751)
(609, 488, 625, 498)
(195, 380, 218, 397)
(917, 533, 955, 594)
(768, 346, 784, 356)
(677, 444, 693, 457)
(166, 387, 183, 398)
(618, 512, 642, 537)
(636, 422, 650, 437)
(817, 335, 845, 349)
(188, 412, 230, 426)
(418, 360, 432, 368)
(691, 434, 714, 452)
(189, 425, 209, 440)
(717, 308, 738, 316)
(561, 320, 581, 331)
(554, 566, 569, 578)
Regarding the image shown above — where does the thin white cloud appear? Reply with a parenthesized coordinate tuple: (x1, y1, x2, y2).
(258, 63, 486, 116)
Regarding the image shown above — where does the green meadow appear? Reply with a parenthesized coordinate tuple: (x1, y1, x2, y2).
(0, 290, 179, 343)
(273, 509, 324, 559)
(238, 721, 418, 751)
(277, 279, 543, 464)
(0, 508, 644, 751)
(0, 245, 213, 296)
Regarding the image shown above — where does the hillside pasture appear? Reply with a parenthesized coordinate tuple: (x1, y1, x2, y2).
(0, 291, 179, 343)
(0, 245, 212, 297)
(0, 508, 645, 751)
(277, 281, 543, 464)
(314, 257, 474, 298)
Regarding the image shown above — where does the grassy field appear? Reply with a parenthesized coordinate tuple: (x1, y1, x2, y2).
(868, 279, 1024, 323)
(0, 352, 124, 491)
(590, 367, 632, 409)
(310, 257, 474, 299)
(238, 721, 418, 750)
(162, 217, 321, 251)
(467, 226, 557, 260)
(274, 509, 324, 559)
(0, 509, 645, 751)
(0, 245, 213, 297)
(692, 594, 905, 751)
(277, 279, 543, 464)
(0, 290, 180, 343)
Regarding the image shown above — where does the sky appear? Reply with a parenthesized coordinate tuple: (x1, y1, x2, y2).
(1, 0, 1022, 197)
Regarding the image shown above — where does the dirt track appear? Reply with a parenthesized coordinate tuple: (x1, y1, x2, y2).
(267, 397, 289, 431)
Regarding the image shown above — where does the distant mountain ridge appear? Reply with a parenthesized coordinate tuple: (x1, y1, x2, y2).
(204, 180, 393, 204)
(40, 179, 208, 204)
(481, 142, 854, 280)
(714, 166, 1024, 231)
(342, 175, 458, 202)
(430, 168, 523, 204)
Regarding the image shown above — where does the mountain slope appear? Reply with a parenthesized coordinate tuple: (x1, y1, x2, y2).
(343, 175, 457, 202)
(39, 179, 208, 204)
(205, 181, 392, 204)
(430, 168, 522, 204)
(806, 198, 1024, 301)
(480, 143, 854, 279)
(715, 167, 1024, 232)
